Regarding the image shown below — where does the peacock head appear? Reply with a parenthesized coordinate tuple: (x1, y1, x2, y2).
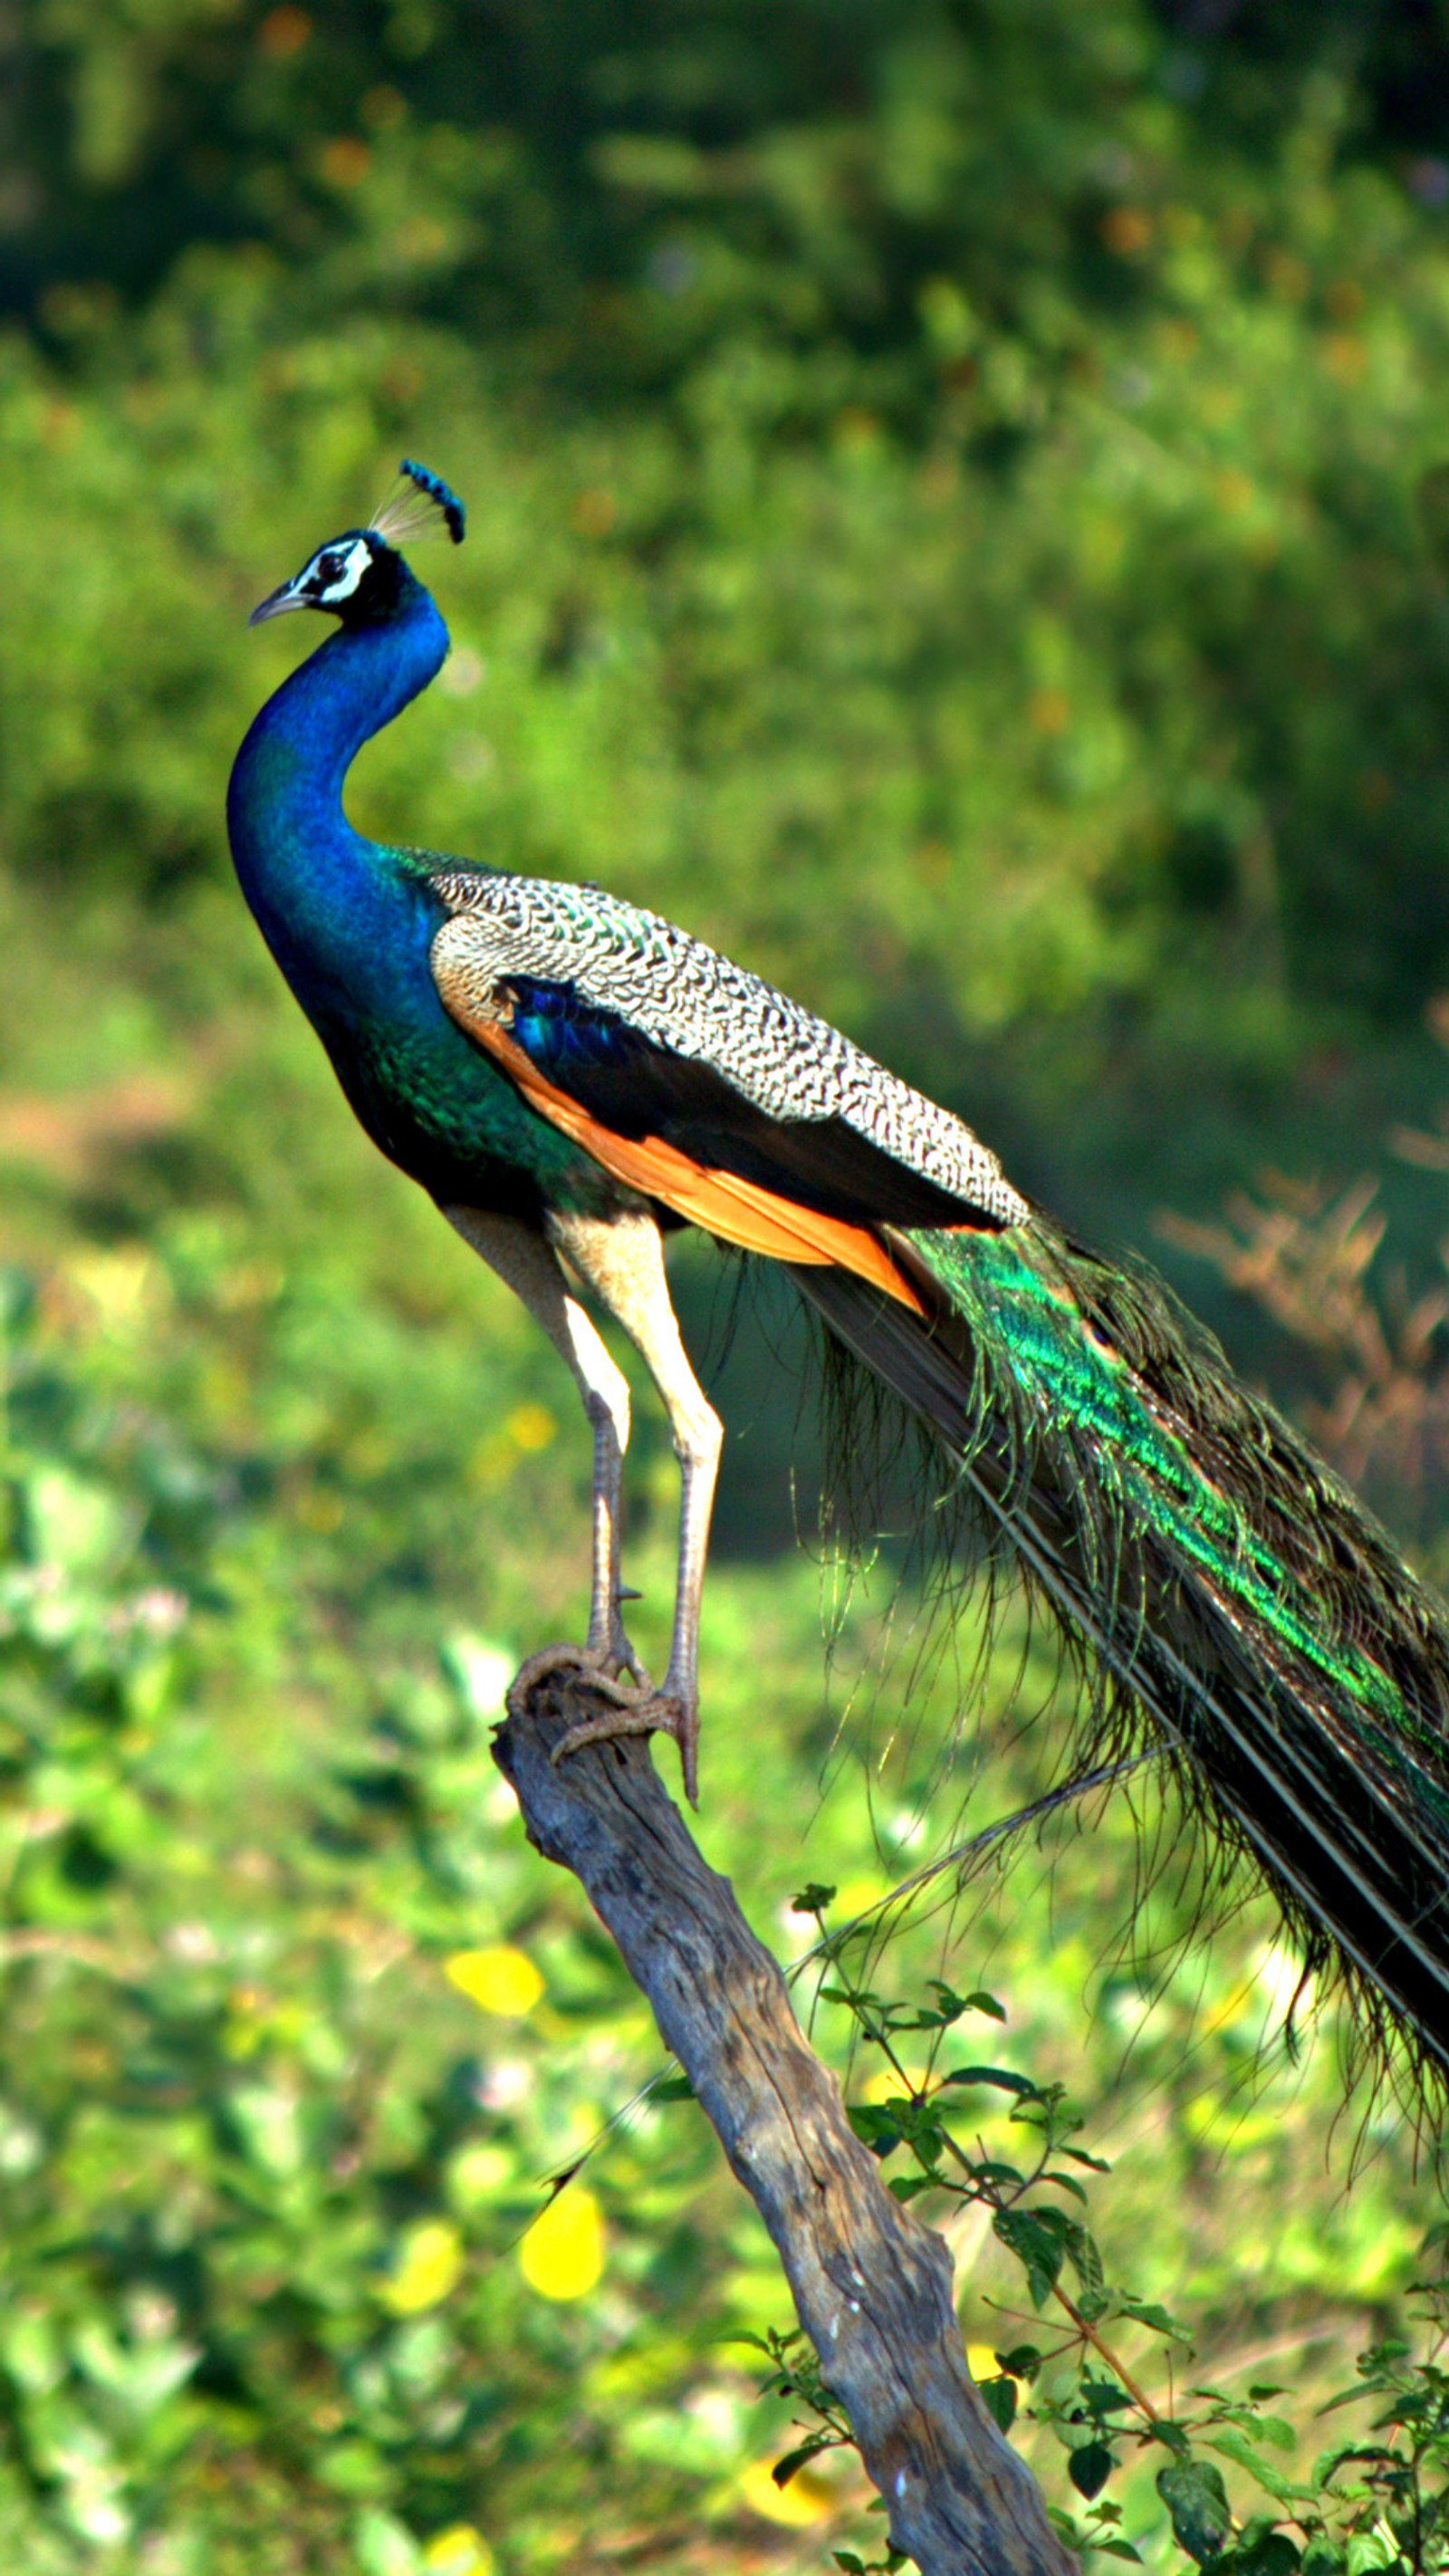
(249, 458, 465, 631)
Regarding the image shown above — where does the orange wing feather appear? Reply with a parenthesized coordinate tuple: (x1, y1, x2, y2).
(470, 1018, 926, 1316)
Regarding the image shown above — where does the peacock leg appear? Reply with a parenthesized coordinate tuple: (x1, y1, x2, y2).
(441, 1205, 644, 1674)
(544, 1208, 723, 1804)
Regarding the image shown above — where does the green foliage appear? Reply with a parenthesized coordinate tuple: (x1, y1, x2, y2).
(767, 1900, 1449, 2571)
(0, 1254, 812, 2566)
(0, 1185, 1440, 2571)
(12, 0, 1449, 1185)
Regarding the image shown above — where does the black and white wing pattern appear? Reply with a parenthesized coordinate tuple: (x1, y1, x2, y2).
(428, 871, 1030, 1245)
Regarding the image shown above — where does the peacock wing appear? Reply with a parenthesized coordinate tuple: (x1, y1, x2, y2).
(428, 874, 1027, 1304)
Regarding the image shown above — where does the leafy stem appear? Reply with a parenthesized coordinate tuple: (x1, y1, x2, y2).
(755, 1888, 1449, 2573)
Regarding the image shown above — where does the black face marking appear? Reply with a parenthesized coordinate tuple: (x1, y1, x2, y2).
(251, 526, 409, 628)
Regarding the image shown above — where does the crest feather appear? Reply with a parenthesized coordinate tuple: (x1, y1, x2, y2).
(369, 457, 466, 549)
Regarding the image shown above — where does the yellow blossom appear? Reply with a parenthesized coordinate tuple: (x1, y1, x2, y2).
(379, 2219, 463, 2315)
(423, 2529, 494, 2576)
(738, 2456, 836, 2526)
(444, 1946, 543, 2017)
(518, 2188, 604, 2300)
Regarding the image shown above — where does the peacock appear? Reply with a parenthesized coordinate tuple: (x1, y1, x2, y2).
(229, 461, 1449, 2099)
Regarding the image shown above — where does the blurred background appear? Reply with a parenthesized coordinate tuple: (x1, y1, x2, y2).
(6, 1, 1449, 2568)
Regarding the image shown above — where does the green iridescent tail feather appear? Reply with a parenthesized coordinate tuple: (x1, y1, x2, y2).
(792, 1217, 1449, 2105)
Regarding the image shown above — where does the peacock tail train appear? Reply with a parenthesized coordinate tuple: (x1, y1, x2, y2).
(793, 1219, 1449, 2104)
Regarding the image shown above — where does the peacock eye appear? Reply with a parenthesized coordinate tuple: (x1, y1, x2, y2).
(306, 537, 371, 604)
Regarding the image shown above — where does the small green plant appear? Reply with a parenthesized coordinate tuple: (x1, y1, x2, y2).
(757, 1889, 1449, 2573)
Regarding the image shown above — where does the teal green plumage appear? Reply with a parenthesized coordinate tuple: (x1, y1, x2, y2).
(801, 1222, 1449, 2081)
(912, 1225, 1418, 1734)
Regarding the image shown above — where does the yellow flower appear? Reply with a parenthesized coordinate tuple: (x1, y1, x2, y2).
(444, 1946, 543, 2017)
(738, 2456, 836, 2527)
(518, 2188, 604, 2301)
(860, 2063, 930, 2106)
(423, 2529, 494, 2576)
(504, 1401, 555, 1453)
(379, 2219, 464, 2315)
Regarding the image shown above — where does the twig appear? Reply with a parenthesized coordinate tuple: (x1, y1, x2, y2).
(1050, 2283, 1161, 2424)
(494, 1664, 1077, 2576)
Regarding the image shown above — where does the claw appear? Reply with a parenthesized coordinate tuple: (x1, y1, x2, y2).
(509, 1639, 646, 1700)
(508, 1643, 698, 1805)
(552, 1689, 697, 1806)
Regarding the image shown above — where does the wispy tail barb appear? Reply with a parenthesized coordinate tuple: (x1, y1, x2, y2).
(792, 1215, 1449, 2104)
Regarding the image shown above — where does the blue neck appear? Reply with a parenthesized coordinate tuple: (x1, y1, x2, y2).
(226, 555, 603, 1215)
(229, 576, 448, 863)
(226, 573, 449, 1019)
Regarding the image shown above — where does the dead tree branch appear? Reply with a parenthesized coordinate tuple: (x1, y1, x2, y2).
(494, 1664, 1076, 2576)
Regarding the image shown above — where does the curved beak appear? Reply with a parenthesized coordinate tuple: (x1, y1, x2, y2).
(248, 578, 309, 628)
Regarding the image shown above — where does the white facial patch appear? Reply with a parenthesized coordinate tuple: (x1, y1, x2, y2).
(311, 537, 372, 605)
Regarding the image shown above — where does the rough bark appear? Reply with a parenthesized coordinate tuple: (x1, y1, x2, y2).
(494, 1664, 1076, 2576)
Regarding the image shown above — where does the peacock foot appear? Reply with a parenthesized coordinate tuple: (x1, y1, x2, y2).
(507, 1644, 697, 1808)
(507, 1637, 648, 1702)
